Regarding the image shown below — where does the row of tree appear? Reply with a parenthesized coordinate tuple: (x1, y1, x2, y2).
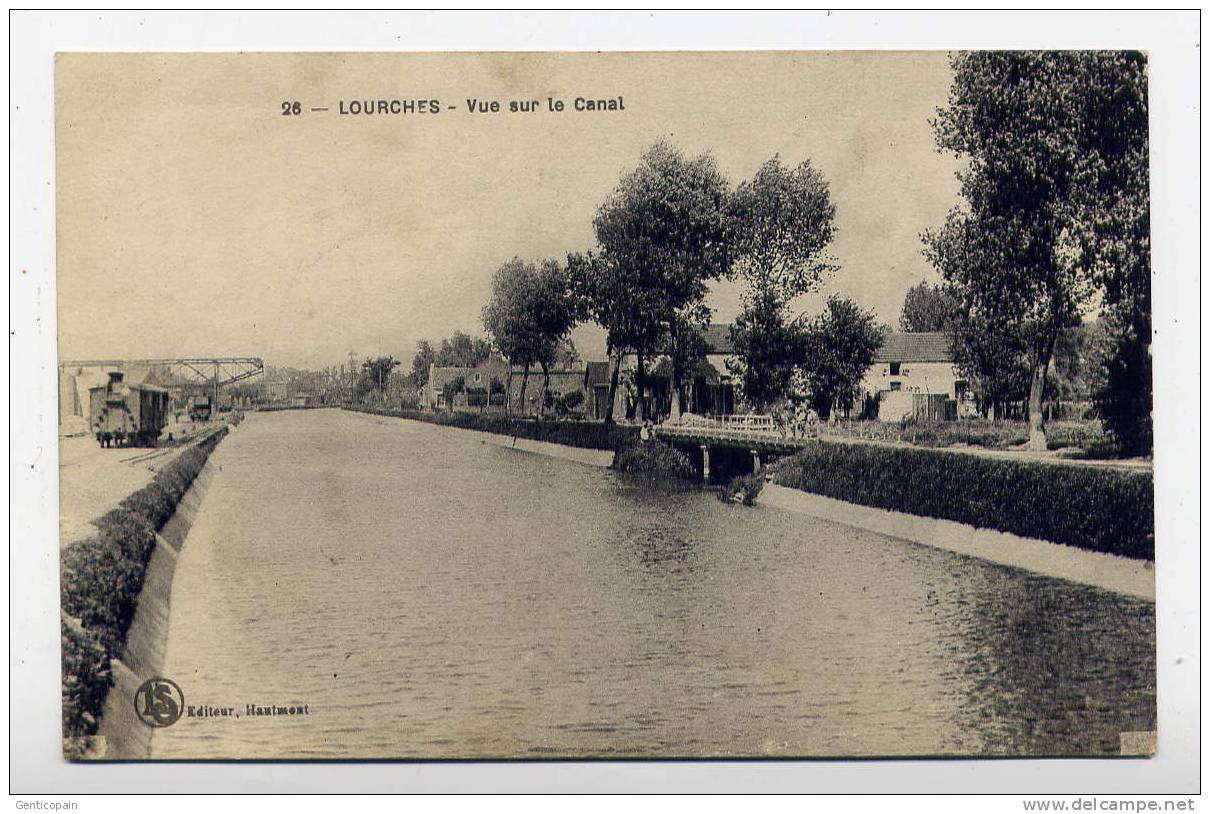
(477, 141, 882, 423)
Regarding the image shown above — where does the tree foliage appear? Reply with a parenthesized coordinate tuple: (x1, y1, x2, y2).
(410, 340, 436, 386)
(409, 332, 492, 391)
(357, 356, 400, 403)
(899, 281, 960, 333)
(727, 156, 837, 412)
(729, 156, 837, 307)
(592, 141, 732, 419)
(924, 51, 1150, 451)
(481, 257, 577, 414)
(435, 332, 492, 368)
(728, 303, 804, 412)
(567, 250, 665, 423)
(799, 296, 884, 419)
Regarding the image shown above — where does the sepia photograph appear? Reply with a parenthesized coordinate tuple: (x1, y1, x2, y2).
(49, 47, 1161, 763)
(9, 11, 1200, 800)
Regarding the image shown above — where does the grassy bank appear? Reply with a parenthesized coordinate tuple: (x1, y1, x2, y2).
(768, 441, 1153, 560)
(344, 405, 641, 451)
(819, 419, 1118, 457)
(60, 424, 234, 756)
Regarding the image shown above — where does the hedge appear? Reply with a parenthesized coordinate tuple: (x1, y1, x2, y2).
(60, 425, 231, 747)
(612, 440, 697, 481)
(768, 441, 1154, 560)
(345, 405, 641, 451)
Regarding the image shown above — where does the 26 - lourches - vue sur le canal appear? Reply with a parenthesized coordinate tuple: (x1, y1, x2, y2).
(54, 50, 1156, 761)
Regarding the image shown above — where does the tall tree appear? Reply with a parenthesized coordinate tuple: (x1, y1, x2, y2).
(529, 258, 578, 414)
(667, 305, 710, 414)
(925, 51, 1148, 450)
(567, 251, 663, 424)
(593, 141, 731, 422)
(728, 305, 805, 413)
(799, 296, 883, 420)
(481, 258, 577, 416)
(727, 156, 837, 411)
(361, 356, 400, 398)
(410, 340, 436, 388)
(899, 281, 960, 333)
(482, 258, 542, 414)
(1068, 54, 1151, 455)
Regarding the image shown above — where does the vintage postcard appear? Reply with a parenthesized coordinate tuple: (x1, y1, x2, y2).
(55, 51, 1155, 761)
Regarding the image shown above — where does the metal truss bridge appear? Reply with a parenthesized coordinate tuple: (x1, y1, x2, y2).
(59, 357, 265, 390)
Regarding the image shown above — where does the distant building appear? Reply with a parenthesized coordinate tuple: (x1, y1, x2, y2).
(425, 355, 512, 410)
(859, 332, 972, 421)
(263, 378, 289, 403)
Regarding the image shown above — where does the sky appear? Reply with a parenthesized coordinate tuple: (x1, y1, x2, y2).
(56, 51, 961, 370)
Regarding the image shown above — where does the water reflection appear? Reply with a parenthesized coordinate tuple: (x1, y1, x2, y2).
(152, 409, 1154, 759)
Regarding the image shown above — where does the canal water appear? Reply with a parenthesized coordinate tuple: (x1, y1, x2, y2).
(152, 409, 1155, 759)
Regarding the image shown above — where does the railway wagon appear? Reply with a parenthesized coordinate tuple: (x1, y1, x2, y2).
(89, 371, 170, 447)
(189, 395, 212, 422)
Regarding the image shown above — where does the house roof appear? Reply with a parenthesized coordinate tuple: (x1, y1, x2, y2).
(584, 361, 611, 387)
(874, 332, 953, 363)
(700, 323, 734, 355)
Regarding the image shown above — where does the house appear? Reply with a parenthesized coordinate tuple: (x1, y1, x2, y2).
(859, 332, 972, 421)
(583, 361, 612, 420)
(614, 324, 738, 421)
(425, 355, 512, 410)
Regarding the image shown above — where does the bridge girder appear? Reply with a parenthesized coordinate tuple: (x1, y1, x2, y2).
(59, 357, 265, 390)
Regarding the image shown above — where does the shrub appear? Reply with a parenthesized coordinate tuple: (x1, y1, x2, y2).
(1045, 420, 1113, 453)
(151, 461, 193, 501)
(60, 536, 144, 657)
(768, 441, 1154, 559)
(93, 508, 157, 565)
(719, 472, 765, 506)
(119, 482, 176, 530)
(61, 618, 110, 746)
(612, 440, 697, 481)
(1096, 319, 1153, 457)
(838, 418, 1111, 453)
(59, 425, 230, 751)
(895, 419, 1027, 449)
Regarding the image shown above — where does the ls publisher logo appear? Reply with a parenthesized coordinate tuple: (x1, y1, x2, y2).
(134, 678, 184, 727)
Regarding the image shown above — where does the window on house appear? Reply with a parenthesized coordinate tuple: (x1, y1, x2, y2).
(889, 381, 902, 391)
(889, 362, 901, 376)
(474, 373, 482, 383)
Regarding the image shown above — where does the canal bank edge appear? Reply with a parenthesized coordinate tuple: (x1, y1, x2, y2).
(760, 484, 1154, 601)
(60, 422, 237, 760)
(342, 407, 618, 467)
